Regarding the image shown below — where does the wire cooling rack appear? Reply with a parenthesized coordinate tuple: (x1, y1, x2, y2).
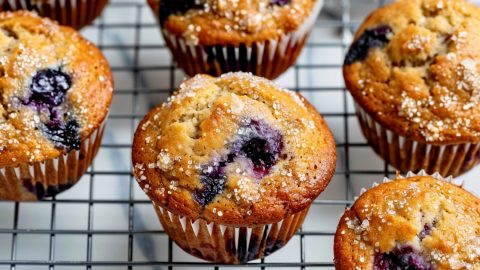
(1, 0, 480, 269)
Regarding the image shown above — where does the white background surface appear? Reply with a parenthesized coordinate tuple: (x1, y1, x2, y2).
(0, 0, 479, 269)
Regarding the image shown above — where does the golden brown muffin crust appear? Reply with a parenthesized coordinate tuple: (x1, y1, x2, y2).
(344, 0, 480, 144)
(148, 0, 319, 46)
(132, 72, 336, 226)
(0, 11, 113, 167)
(334, 176, 480, 270)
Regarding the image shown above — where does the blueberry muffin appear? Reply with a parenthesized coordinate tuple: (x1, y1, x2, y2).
(0, 0, 109, 29)
(334, 174, 480, 270)
(132, 72, 336, 263)
(0, 11, 113, 200)
(344, 0, 480, 177)
(147, 0, 323, 79)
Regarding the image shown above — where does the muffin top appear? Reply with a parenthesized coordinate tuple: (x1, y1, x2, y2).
(334, 175, 480, 270)
(132, 72, 336, 226)
(0, 11, 113, 167)
(344, 0, 480, 144)
(147, 0, 320, 46)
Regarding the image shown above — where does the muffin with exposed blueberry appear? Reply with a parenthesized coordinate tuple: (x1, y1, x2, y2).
(0, 11, 113, 200)
(344, 0, 480, 177)
(147, 0, 323, 79)
(0, 0, 109, 29)
(334, 173, 480, 270)
(132, 72, 336, 263)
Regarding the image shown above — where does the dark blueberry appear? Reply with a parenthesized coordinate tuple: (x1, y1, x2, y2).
(28, 69, 71, 107)
(42, 119, 81, 151)
(35, 182, 45, 200)
(18, 68, 80, 151)
(418, 224, 432, 240)
(22, 181, 45, 199)
(374, 246, 434, 270)
(193, 162, 227, 206)
(45, 184, 74, 198)
(242, 137, 277, 175)
(194, 119, 283, 206)
(344, 25, 393, 65)
(270, 0, 290, 6)
(242, 138, 271, 164)
(159, 0, 204, 25)
(22, 180, 74, 199)
(237, 119, 283, 178)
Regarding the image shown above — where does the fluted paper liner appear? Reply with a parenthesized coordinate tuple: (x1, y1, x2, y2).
(0, 0, 109, 29)
(0, 121, 106, 201)
(154, 204, 309, 263)
(156, 0, 323, 79)
(355, 104, 480, 177)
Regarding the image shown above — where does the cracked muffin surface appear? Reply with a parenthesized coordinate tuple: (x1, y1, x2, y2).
(334, 175, 480, 270)
(147, 0, 318, 46)
(132, 72, 336, 226)
(0, 11, 113, 167)
(344, 0, 480, 143)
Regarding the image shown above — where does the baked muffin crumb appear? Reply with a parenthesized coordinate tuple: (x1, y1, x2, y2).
(149, 0, 318, 46)
(335, 175, 480, 270)
(132, 72, 336, 226)
(0, 11, 113, 167)
(344, 0, 480, 143)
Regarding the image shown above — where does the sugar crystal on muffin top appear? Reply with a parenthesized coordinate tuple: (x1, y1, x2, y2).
(344, 0, 480, 143)
(132, 72, 336, 226)
(335, 175, 480, 270)
(0, 11, 113, 166)
(152, 0, 318, 46)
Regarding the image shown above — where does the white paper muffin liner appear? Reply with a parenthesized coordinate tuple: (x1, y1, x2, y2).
(158, 0, 323, 79)
(335, 171, 478, 270)
(0, 120, 106, 201)
(0, 0, 109, 29)
(153, 204, 310, 263)
(355, 103, 480, 177)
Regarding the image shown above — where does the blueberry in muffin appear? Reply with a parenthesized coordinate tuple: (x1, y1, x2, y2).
(147, 0, 324, 79)
(334, 174, 480, 270)
(344, 0, 480, 177)
(344, 25, 392, 65)
(23, 69, 81, 150)
(132, 72, 336, 263)
(0, 12, 113, 201)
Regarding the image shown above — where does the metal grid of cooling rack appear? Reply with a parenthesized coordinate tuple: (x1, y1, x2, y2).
(1, 0, 479, 269)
